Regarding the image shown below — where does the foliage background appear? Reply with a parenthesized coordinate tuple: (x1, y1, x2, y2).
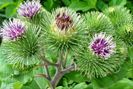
(0, 0, 133, 89)
(0, 0, 133, 24)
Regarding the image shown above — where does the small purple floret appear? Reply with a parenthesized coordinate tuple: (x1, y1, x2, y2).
(18, 0, 41, 18)
(1, 19, 25, 40)
(89, 33, 116, 59)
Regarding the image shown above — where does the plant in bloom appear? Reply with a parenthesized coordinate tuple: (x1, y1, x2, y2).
(43, 7, 84, 53)
(18, 0, 41, 18)
(76, 32, 126, 79)
(52, 8, 81, 33)
(1, 19, 25, 41)
(89, 32, 116, 59)
(0, 0, 131, 88)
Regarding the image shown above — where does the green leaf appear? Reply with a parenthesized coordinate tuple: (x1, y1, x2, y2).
(21, 80, 41, 89)
(0, 0, 13, 4)
(109, 78, 133, 89)
(33, 78, 48, 89)
(109, 0, 127, 6)
(69, 0, 97, 12)
(44, 0, 54, 11)
(33, 67, 49, 89)
(13, 81, 23, 89)
(0, 80, 2, 87)
(56, 86, 64, 89)
(127, 67, 133, 79)
(62, 0, 70, 6)
(0, 63, 13, 80)
(14, 71, 33, 85)
(92, 61, 129, 88)
(64, 71, 89, 83)
(1, 81, 23, 89)
(96, 0, 108, 11)
(73, 82, 88, 89)
(1, 82, 13, 89)
(128, 46, 133, 63)
(0, 0, 13, 9)
(84, 0, 97, 8)
(5, 3, 17, 18)
(0, 3, 10, 10)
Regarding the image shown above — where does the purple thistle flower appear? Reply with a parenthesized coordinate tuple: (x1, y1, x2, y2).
(1, 19, 25, 41)
(18, 0, 41, 18)
(89, 32, 116, 59)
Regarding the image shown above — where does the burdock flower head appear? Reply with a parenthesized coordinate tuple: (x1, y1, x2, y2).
(18, 0, 41, 18)
(1, 19, 25, 41)
(76, 32, 126, 79)
(43, 7, 85, 52)
(89, 32, 116, 59)
(51, 8, 81, 35)
(1, 24, 42, 69)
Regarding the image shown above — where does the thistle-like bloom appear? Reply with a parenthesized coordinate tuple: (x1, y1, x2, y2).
(1, 19, 25, 40)
(18, 0, 41, 18)
(52, 8, 81, 32)
(43, 8, 84, 53)
(89, 32, 116, 59)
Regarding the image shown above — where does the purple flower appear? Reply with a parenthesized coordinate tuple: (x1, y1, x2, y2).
(89, 32, 116, 59)
(1, 19, 25, 41)
(18, 0, 41, 18)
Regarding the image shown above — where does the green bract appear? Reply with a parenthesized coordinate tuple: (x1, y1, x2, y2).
(1, 24, 42, 69)
(85, 11, 114, 35)
(104, 6, 132, 28)
(117, 23, 133, 46)
(41, 7, 86, 53)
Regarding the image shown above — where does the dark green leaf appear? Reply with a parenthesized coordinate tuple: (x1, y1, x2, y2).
(65, 71, 89, 83)
(73, 82, 88, 89)
(96, 0, 108, 11)
(109, 78, 133, 89)
(62, 0, 70, 6)
(5, 3, 17, 18)
(128, 46, 133, 63)
(92, 61, 129, 88)
(69, 0, 97, 12)
(44, 0, 54, 11)
(109, 0, 127, 6)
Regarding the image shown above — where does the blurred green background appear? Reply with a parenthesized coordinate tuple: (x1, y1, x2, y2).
(0, 0, 133, 24)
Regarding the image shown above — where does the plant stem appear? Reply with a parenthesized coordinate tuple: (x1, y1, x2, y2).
(50, 63, 75, 89)
(45, 64, 51, 80)
(39, 51, 75, 89)
(39, 53, 58, 67)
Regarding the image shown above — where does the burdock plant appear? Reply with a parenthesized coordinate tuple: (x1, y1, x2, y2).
(0, 0, 132, 89)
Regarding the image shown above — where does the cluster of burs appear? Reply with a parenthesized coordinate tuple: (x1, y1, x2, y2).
(0, 0, 133, 79)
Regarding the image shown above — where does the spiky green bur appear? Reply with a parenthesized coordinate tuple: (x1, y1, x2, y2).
(117, 24, 133, 46)
(104, 6, 132, 28)
(1, 25, 42, 69)
(41, 7, 85, 53)
(76, 33, 127, 79)
(85, 11, 114, 35)
(104, 6, 133, 46)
